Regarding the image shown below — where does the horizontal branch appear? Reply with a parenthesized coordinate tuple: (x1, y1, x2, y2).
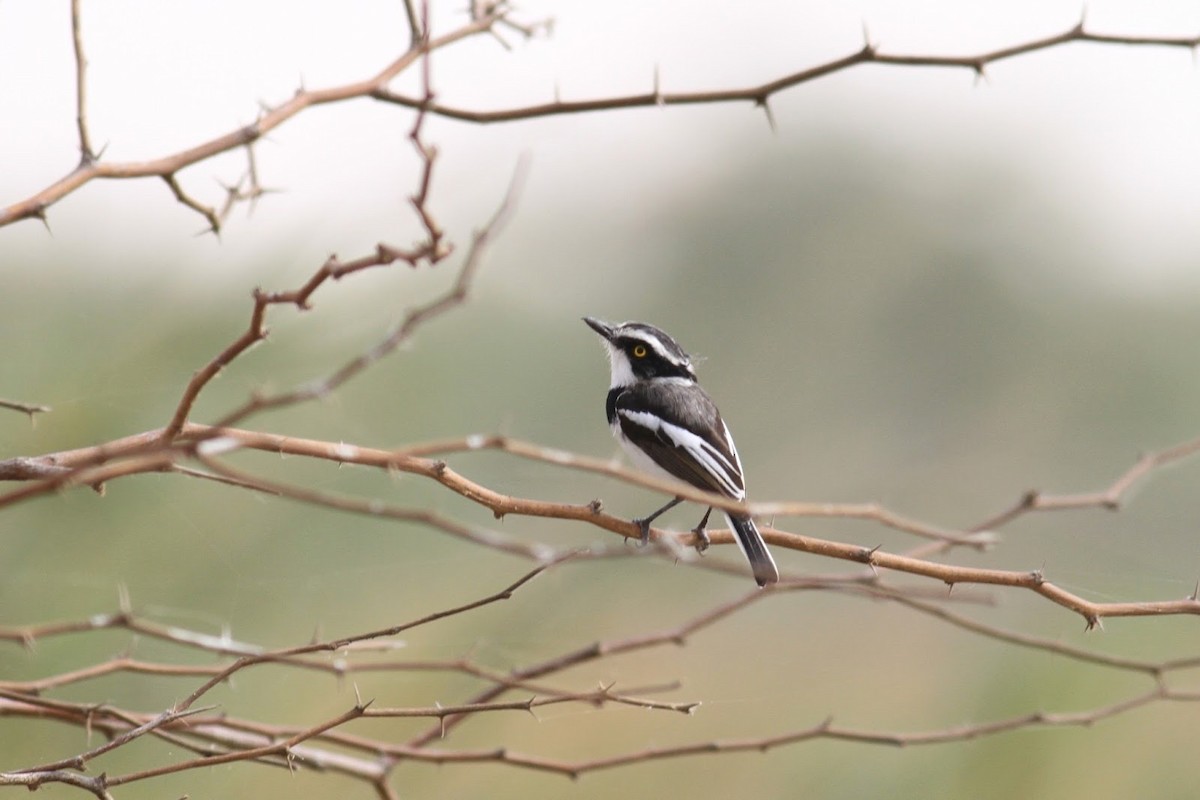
(3, 423, 1200, 626)
(377, 687, 1199, 779)
(370, 21, 1200, 124)
(859, 586, 1200, 675)
(5, 681, 1191, 790)
(6, 19, 1199, 229)
(764, 525, 1200, 628)
(504, 686, 1187, 777)
(4, 541, 1198, 794)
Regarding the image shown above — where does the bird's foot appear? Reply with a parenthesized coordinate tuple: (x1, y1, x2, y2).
(691, 524, 711, 555)
(632, 517, 652, 547)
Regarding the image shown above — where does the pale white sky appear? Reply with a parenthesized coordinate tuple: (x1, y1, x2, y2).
(3, 0, 1200, 288)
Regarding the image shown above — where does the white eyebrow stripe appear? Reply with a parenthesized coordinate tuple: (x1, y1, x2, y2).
(618, 409, 745, 499)
(619, 329, 689, 368)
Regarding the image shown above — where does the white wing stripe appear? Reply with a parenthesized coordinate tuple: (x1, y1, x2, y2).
(720, 421, 744, 474)
(618, 409, 745, 499)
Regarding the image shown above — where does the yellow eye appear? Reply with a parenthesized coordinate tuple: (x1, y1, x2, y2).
(632, 344, 648, 358)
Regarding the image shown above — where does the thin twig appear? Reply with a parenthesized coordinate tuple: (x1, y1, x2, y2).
(70, 0, 95, 164)
(0, 398, 51, 421)
(193, 451, 554, 559)
(969, 434, 1200, 532)
(401, 0, 423, 49)
(158, 159, 525, 440)
(171, 561, 552, 715)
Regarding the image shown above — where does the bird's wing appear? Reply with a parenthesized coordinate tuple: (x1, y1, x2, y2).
(614, 381, 746, 499)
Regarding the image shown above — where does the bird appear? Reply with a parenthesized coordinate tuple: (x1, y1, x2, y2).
(583, 317, 779, 586)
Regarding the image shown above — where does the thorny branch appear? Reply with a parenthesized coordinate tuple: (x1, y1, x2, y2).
(4, 419, 1200, 626)
(0, 3, 527, 230)
(4, 17, 1199, 229)
(210, 155, 526, 432)
(158, 145, 525, 442)
(9, 676, 1187, 790)
(372, 21, 1200, 123)
(4, 567, 1195, 794)
(6, 6, 1200, 799)
(0, 565, 560, 791)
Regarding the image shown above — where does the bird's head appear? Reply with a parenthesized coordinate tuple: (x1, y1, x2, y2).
(583, 317, 697, 387)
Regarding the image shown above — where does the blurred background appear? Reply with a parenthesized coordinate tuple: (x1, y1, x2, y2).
(3, 1, 1200, 798)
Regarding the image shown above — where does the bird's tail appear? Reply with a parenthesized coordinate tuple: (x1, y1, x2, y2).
(725, 513, 779, 587)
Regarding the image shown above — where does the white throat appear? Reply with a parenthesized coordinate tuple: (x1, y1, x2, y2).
(601, 342, 637, 389)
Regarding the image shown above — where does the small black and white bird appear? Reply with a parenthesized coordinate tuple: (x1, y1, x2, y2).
(583, 317, 779, 586)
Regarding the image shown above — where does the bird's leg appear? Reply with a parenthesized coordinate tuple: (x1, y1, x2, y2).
(691, 507, 713, 554)
(633, 496, 684, 546)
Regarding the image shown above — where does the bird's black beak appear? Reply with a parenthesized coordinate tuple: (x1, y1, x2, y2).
(583, 316, 616, 341)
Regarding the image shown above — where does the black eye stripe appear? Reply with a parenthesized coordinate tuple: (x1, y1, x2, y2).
(613, 326, 695, 376)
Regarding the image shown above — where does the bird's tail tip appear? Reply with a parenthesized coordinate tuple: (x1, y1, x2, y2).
(727, 514, 779, 587)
